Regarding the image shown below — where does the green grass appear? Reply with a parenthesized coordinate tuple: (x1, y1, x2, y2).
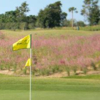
(65, 74, 100, 79)
(0, 74, 100, 100)
(2, 29, 100, 37)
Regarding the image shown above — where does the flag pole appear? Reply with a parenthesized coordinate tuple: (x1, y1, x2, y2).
(30, 34, 32, 100)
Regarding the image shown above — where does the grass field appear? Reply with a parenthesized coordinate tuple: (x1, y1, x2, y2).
(0, 74, 100, 100)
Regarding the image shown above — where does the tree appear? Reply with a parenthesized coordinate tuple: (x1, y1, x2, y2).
(15, 2, 29, 22)
(0, 14, 5, 23)
(69, 7, 78, 27)
(89, 0, 100, 25)
(19, 22, 28, 30)
(81, 0, 100, 25)
(37, 10, 45, 28)
(4, 11, 17, 22)
(77, 21, 86, 27)
(0, 2, 32, 30)
(25, 15, 37, 23)
(37, 1, 67, 28)
(60, 12, 67, 26)
(61, 19, 70, 27)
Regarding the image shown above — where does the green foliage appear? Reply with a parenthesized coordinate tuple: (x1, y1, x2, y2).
(0, 2, 37, 30)
(62, 19, 71, 27)
(80, 25, 100, 31)
(19, 22, 28, 30)
(81, 0, 100, 25)
(37, 1, 67, 28)
(28, 23, 35, 29)
(0, 1, 99, 30)
(77, 21, 86, 27)
(15, 1, 29, 22)
(69, 7, 78, 27)
(69, 7, 77, 12)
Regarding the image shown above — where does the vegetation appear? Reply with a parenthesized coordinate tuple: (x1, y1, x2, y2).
(1, 74, 100, 100)
(0, 2, 36, 30)
(37, 1, 67, 28)
(81, 0, 100, 25)
(80, 25, 100, 31)
(0, 30, 100, 76)
(0, 1, 100, 100)
(0, 0, 100, 30)
(0, 1, 67, 30)
(69, 7, 78, 27)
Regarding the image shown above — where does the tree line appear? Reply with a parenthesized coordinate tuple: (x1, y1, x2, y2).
(0, 0, 100, 30)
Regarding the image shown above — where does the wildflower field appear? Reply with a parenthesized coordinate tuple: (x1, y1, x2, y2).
(0, 29, 100, 76)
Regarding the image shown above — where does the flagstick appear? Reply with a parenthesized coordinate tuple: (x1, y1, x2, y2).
(30, 34, 32, 100)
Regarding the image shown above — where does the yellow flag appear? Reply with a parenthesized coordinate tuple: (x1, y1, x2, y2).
(13, 35, 31, 51)
(25, 58, 31, 67)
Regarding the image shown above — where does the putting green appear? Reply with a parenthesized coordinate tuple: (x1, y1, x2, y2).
(0, 75, 100, 100)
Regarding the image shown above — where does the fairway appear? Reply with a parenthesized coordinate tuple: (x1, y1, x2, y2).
(0, 74, 100, 100)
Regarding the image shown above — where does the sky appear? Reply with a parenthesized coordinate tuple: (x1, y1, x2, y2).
(0, 0, 100, 22)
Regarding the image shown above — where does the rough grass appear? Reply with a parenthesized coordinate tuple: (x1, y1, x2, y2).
(0, 74, 100, 100)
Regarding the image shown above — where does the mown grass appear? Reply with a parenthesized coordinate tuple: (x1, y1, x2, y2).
(0, 74, 100, 100)
(2, 29, 100, 37)
(65, 74, 100, 79)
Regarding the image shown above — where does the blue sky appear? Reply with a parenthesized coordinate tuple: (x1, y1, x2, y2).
(0, 0, 100, 22)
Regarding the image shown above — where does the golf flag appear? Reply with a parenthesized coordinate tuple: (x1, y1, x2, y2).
(13, 35, 31, 51)
(12, 34, 32, 100)
(25, 58, 31, 67)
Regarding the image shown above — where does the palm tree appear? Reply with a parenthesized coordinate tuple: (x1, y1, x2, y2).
(69, 7, 78, 27)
